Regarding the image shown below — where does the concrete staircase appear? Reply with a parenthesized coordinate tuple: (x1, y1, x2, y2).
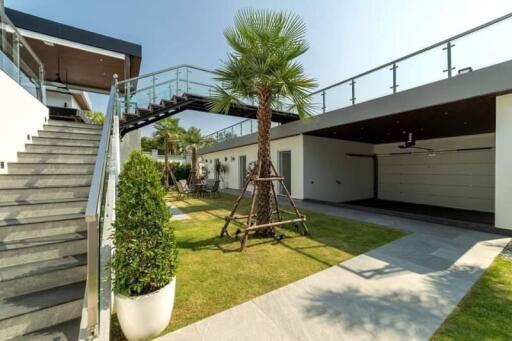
(0, 120, 101, 340)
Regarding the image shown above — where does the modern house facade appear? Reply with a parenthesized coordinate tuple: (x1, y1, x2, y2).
(200, 14, 512, 234)
(1, 3, 512, 340)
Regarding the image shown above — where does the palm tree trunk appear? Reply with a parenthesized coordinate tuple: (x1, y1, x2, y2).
(255, 87, 274, 235)
(190, 146, 198, 184)
(164, 136, 170, 187)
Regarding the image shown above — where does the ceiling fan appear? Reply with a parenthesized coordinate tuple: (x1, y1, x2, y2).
(398, 132, 432, 151)
(51, 55, 69, 90)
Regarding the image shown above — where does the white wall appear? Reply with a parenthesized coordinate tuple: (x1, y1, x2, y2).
(303, 135, 374, 202)
(46, 91, 79, 109)
(0, 69, 48, 174)
(496, 94, 512, 229)
(120, 129, 141, 167)
(201, 135, 304, 199)
(375, 133, 495, 212)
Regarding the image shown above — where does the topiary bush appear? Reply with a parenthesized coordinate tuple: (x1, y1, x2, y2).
(111, 151, 178, 296)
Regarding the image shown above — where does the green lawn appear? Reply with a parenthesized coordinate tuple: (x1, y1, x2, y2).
(431, 255, 512, 341)
(111, 192, 404, 340)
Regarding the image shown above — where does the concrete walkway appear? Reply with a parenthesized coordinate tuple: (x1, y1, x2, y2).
(158, 200, 510, 341)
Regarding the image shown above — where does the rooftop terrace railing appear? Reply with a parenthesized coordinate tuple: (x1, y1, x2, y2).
(0, 8, 45, 102)
(207, 11, 512, 144)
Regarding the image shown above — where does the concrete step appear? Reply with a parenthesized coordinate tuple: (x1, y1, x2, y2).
(0, 232, 87, 268)
(37, 130, 102, 141)
(31, 136, 100, 147)
(0, 174, 91, 188)
(0, 214, 86, 242)
(17, 152, 97, 164)
(0, 186, 90, 203)
(0, 282, 84, 340)
(9, 318, 81, 341)
(7, 163, 95, 175)
(0, 254, 86, 298)
(25, 144, 99, 155)
(0, 199, 86, 220)
(48, 120, 102, 130)
(43, 125, 102, 135)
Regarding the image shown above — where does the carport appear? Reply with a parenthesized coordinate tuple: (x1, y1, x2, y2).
(305, 95, 496, 229)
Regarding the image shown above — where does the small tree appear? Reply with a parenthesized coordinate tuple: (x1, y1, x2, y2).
(154, 118, 185, 187)
(111, 151, 177, 296)
(181, 127, 211, 184)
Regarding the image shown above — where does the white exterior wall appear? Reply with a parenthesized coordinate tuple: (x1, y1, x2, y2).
(303, 135, 374, 203)
(201, 135, 304, 199)
(0, 69, 48, 174)
(375, 133, 495, 212)
(46, 91, 80, 109)
(496, 94, 512, 229)
(120, 129, 141, 167)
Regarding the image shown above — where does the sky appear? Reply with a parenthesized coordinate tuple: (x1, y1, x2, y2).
(6, 0, 512, 136)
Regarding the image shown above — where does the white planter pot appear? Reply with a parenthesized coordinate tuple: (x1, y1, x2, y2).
(115, 279, 176, 341)
(219, 181, 226, 189)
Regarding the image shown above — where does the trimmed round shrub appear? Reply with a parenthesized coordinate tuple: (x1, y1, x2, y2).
(111, 151, 178, 296)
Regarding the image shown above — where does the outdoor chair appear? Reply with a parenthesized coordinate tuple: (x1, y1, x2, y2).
(205, 179, 220, 197)
(176, 179, 192, 198)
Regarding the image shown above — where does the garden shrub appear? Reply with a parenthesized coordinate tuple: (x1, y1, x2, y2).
(111, 151, 178, 296)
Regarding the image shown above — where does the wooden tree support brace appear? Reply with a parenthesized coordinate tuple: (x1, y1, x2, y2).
(221, 159, 309, 251)
(246, 218, 305, 231)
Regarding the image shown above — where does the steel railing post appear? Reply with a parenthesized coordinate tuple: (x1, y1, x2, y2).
(350, 79, 356, 105)
(13, 35, 20, 83)
(38, 64, 46, 104)
(186, 67, 190, 93)
(151, 75, 156, 103)
(176, 69, 179, 93)
(390, 63, 398, 94)
(443, 41, 455, 78)
(321, 90, 326, 113)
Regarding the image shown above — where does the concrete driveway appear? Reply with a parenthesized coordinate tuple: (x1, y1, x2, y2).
(158, 201, 510, 341)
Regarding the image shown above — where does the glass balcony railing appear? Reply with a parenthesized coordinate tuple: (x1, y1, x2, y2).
(206, 11, 512, 145)
(310, 12, 512, 115)
(116, 65, 216, 114)
(0, 8, 45, 102)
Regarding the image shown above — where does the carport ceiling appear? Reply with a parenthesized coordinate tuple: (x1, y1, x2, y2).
(307, 95, 495, 144)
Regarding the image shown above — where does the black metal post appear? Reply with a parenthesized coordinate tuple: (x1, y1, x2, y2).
(350, 79, 356, 105)
(443, 41, 455, 78)
(390, 63, 398, 93)
(321, 90, 326, 113)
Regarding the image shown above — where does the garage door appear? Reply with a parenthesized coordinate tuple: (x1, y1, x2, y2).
(378, 149, 494, 212)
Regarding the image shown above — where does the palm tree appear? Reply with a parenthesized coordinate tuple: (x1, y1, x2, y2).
(210, 9, 316, 228)
(153, 117, 185, 187)
(181, 127, 213, 185)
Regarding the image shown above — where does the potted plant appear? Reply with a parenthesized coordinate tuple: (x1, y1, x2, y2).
(111, 151, 178, 341)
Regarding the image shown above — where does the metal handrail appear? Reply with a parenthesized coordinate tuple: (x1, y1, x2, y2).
(84, 74, 118, 337)
(118, 64, 214, 85)
(205, 118, 253, 139)
(311, 11, 512, 96)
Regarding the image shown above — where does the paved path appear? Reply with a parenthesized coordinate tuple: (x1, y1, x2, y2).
(167, 202, 190, 221)
(158, 199, 510, 341)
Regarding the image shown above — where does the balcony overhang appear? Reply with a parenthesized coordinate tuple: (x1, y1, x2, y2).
(6, 8, 141, 93)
